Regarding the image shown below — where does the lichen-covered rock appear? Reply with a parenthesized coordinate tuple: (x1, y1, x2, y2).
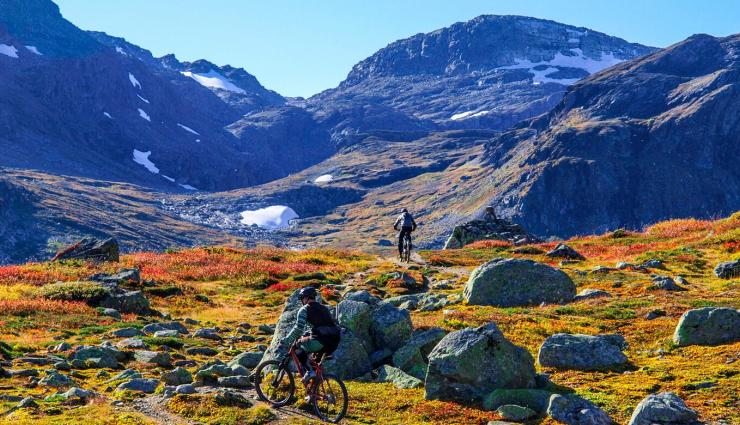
(161, 367, 192, 386)
(650, 276, 686, 291)
(38, 370, 75, 388)
(538, 333, 628, 370)
(673, 307, 740, 346)
(142, 321, 188, 335)
(546, 393, 611, 425)
(375, 365, 422, 389)
(628, 392, 698, 425)
(546, 244, 585, 260)
(444, 210, 540, 249)
(714, 259, 740, 279)
(483, 389, 554, 412)
(336, 299, 373, 351)
(117, 378, 159, 394)
(322, 329, 372, 379)
(134, 350, 171, 367)
(261, 289, 324, 363)
(464, 258, 576, 307)
(217, 375, 251, 388)
(425, 322, 536, 403)
(227, 351, 264, 370)
(370, 302, 412, 351)
(497, 404, 537, 421)
(68, 345, 124, 369)
(392, 327, 445, 379)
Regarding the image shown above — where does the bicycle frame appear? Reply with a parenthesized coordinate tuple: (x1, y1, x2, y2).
(281, 346, 326, 396)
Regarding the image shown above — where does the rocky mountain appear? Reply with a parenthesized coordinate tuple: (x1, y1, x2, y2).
(479, 32, 740, 236)
(311, 15, 656, 132)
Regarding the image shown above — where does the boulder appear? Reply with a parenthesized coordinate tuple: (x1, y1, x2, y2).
(464, 258, 576, 307)
(217, 375, 251, 388)
(546, 393, 611, 425)
(376, 365, 423, 389)
(714, 259, 740, 279)
(161, 367, 192, 386)
(483, 389, 553, 412)
(142, 321, 188, 335)
(185, 346, 218, 357)
(444, 211, 540, 249)
(261, 289, 324, 363)
(641, 259, 665, 269)
(101, 308, 121, 320)
(573, 289, 611, 301)
(538, 333, 628, 370)
(90, 269, 140, 285)
(673, 307, 740, 346)
(17, 397, 38, 409)
(38, 370, 75, 388)
(134, 351, 172, 367)
(116, 337, 148, 350)
(322, 329, 372, 379)
(227, 352, 263, 370)
(153, 330, 180, 338)
(425, 323, 536, 403)
(650, 276, 686, 291)
(52, 237, 119, 262)
(117, 378, 159, 394)
(336, 300, 373, 351)
(68, 345, 123, 369)
(107, 369, 142, 383)
(175, 384, 196, 394)
(628, 392, 698, 425)
(110, 327, 144, 338)
(546, 244, 585, 260)
(58, 387, 94, 401)
(193, 328, 222, 340)
(344, 290, 381, 305)
(392, 327, 446, 379)
(497, 404, 537, 421)
(370, 302, 413, 351)
(97, 289, 152, 315)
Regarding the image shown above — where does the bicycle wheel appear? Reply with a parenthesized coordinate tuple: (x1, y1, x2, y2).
(254, 359, 295, 407)
(312, 374, 349, 423)
(403, 236, 411, 262)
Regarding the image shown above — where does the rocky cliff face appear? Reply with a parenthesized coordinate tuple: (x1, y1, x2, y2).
(480, 33, 740, 237)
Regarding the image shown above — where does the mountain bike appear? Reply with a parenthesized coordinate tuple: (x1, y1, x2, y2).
(254, 344, 348, 423)
(401, 232, 412, 263)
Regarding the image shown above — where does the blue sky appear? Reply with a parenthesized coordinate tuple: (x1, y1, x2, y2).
(55, 0, 739, 98)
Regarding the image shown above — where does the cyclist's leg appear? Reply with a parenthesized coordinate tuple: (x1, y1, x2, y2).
(299, 338, 324, 369)
(397, 231, 404, 257)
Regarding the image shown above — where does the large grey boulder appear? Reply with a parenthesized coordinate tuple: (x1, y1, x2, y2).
(714, 259, 740, 279)
(392, 327, 446, 379)
(547, 393, 611, 425)
(336, 299, 373, 351)
(375, 365, 423, 389)
(160, 367, 192, 386)
(425, 323, 536, 403)
(538, 333, 628, 370)
(370, 302, 413, 351)
(628, 392, 699, 425)
(322, 329, 372, 379)
(673, 307, 740, 346)
(464, 258, 576, 307)
(227, 351, 264, 370)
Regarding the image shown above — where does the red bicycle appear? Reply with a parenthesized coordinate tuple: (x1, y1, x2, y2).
(254, 344, 349, 423)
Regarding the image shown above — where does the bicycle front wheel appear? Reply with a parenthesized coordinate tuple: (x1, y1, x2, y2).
(313, 374, 349, 423)
(254, 359, 295, 407)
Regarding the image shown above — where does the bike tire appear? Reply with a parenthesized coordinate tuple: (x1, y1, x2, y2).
(312, 373, 349, 423)
(254, 359, 295, 407)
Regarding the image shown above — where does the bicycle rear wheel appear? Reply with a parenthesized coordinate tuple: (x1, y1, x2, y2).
(254, 359, 295, 407)
(312, 374, 348, 423)
(403, 236, 412, 262)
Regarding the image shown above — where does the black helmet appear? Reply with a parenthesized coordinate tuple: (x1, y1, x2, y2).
(401, 208, 408, 213)
(298, 286, 317, 300)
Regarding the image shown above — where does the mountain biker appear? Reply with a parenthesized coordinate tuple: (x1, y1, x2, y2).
(279, 286, 341, 384)
(394, 208, 417, 259)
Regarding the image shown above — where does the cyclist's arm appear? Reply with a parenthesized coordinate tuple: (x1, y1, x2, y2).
(393, 216, 401, 230)
(411, 216, 417, 231)
(281, 305, 308, 347)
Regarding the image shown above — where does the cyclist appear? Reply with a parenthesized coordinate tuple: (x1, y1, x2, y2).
(280, 286, 341, 384)
(393, 208, 417, 260)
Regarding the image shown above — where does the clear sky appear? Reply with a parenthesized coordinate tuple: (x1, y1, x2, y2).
(54, 0, 739, 98)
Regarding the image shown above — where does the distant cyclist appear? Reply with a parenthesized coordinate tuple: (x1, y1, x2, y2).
(393, 208, 417, 260)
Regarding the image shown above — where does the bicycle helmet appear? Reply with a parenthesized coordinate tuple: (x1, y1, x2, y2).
(401, 208, 408, 213)
(298, 286, 318, 300)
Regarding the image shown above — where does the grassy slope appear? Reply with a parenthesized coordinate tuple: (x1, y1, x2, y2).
(0, 214, 738, 424)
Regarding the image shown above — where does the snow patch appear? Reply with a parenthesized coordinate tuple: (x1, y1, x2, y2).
(451, 110, 491, 121)
(25, 45, 42, 55)
(177, 123, 200, 135)
(0, 44, 18, 58)
(103, 112, 113, 119)
(115, 46, 128, 56)
(181, 70, 246, 94)
(240, 206, 299, 229)
(179, 184, 198, 191)
(495, 49, 623, 86)
(138, 108, 151, 121)
(162, 175, 175, 182)
(129, 72, 141, 89)
(137, 94, 150, 104)
(132, 149, 159, 174)
(314, 174, 333, 183)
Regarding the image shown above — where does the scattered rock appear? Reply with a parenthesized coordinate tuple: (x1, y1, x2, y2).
(392, 327, 445, 379)
(464, 258, 576, 307)
(107, 369, 141, 382)
(370, 302, 413, 351)
(375, 365, 422, 389)
(646, 309, 666, 320)
(38, 370, 75, 388)
(142, 321, 188, 335)
(58, 386, 94, 401)
(337, 299, 373, 350)
(116, 337, 148, 350)
(227, 352, 263, 370)
(185, 346, 218, 357)
(378, 239, 393, 247)
(9, 369, 40, 377)
(54, 361, 72, 371)
(161, 367, 192, 386)
(98, 289, 153, 316)
(257, 324, 275, 335)
(153, 330, 180, 338)
(116, 378, 159, 394)
(673, 307, 740, 346)
(193, 328, 222, 340)
(217, 375, 251, 388)
(497, 404, 537, 421)
(322, 329, 373, 379)
(68, 345, 123, 369)
(650, 275, 686, 291)
(483, 388, 553, 412)
(110, 327, 144, 338)
(714, 259, 740, 279)
(425, 323, 536, 403)
(628, 392, 699, 425)
(17, 396, 38, 409)
(546, 393, 611, 425)
(444, 210, 540, 249)
(213, 389, 251, 407)
(573, 288, 611, 301)
(89, 268, 140, 285)
(134, 351, 172, 367)
(641, 259, 666, 269)
(538, 333, 628, 370)
(344, 290, 381, 305)
(546, 244, 585, 261)
(52, 342, 72, 352)
(175, 384, 196, 394)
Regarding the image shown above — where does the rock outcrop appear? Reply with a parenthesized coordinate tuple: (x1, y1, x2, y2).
(52, 237, 119, 262)
(464, 258, 576, 306)
(444, 207, 541, 248)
